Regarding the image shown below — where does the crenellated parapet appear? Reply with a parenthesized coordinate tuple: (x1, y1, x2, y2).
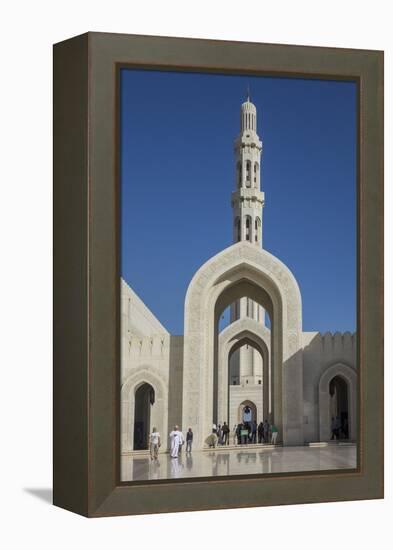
(124, 334, 170, 359)
(320, 331, 356, 354)
(303, 330, 357, 371)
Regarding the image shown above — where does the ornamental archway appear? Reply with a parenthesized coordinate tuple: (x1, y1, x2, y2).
(121, 367, 168, 453)
(182, 242, 303, 449)
(238, 400, 257, 423)
(319, 363, 357, 441)
(133, 382, 155, 450)
(218, 319, 271, 430)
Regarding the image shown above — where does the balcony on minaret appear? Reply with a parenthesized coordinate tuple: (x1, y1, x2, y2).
(234, 134, 262, 152)
(231, 188, 265, 207)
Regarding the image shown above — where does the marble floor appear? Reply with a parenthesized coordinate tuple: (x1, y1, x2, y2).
(121, 444, 357, 482)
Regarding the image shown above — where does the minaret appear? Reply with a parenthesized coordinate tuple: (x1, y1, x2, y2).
(229, 93, 265, 389)
(231, 92, 265, 246)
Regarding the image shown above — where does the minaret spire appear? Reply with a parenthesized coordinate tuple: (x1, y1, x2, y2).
(231, 95, 265, 245)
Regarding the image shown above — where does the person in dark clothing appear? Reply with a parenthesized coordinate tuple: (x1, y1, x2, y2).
(236, 423, 242, 445)
(331, 416, 341, 440)
(251, 420, 257, 443)
(186, 427, 193, 452)
(257, 421, 264, 444)
(241, 424, 249, 445)
(263, 419, 270, 443)
(222, 422, 230, 445)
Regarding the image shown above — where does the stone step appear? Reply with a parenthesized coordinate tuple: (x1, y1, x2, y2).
(308, 440, 356, 447)
(202, 443, 282, 452)
(122, 443, 282, 457)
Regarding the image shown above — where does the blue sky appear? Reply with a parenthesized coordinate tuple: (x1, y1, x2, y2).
(120, 69, 357, 335)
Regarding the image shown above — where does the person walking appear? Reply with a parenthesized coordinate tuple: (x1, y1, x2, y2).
(222, 422, 230, 445)
(251, 420, 257, 444)
(331, 416, 341, 440)
(257, 421, 264, 444)
(271, 423, 278, 445)
(149, 427, 161, 460)
(263, 419, 270, 443)
(217, 424, 223, 445)
(169, 425, 183, 458)
(236, 423, 242, 445)
(186, 427, 193, 453)
(241, 424, 249, 445)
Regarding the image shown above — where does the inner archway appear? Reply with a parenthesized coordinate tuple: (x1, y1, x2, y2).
(239, 400, 257, 423)
(133, 382, 155, 450)
(218, 319, 271, 431)
(225, 334, 268, 432)
(213, 279, 275, 430)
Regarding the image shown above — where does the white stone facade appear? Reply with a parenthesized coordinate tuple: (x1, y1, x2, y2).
(120, 97, 357, 455)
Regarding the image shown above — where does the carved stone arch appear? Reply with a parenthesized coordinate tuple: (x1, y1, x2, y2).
(218, 318, 271, 424)
(238, 399, 257, 424)
(121, 366, 168, 453)
(182, 241, 303, 449)
(318, 362, 357, 441)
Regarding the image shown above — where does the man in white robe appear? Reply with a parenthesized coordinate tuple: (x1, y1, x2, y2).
(169, 425, 184, 458)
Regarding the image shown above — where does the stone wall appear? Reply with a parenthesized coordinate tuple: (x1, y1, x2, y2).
(121, 279, 173, 452)
(302, 331, 357, 442)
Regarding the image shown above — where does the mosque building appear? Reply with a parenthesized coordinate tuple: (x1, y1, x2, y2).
(120, 95, 357, 455)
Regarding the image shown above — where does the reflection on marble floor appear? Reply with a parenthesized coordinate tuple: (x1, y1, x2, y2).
(121, 445, 357, 482)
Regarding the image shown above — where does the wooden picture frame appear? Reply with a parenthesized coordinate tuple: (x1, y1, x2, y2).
(53, 32, 383, 517)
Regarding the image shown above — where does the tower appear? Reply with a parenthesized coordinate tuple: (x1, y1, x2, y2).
(231, 93, 265, 246)
(229, 93, 265, 397)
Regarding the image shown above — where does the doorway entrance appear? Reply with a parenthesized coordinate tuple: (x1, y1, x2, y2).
(133, 383, 155, 450)
(329, 375, 349, 439)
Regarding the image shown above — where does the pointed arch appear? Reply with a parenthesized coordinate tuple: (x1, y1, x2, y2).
(121, 367, 168, 453)
(182, 241, 303, 449)
(218, 318, 271, 424)
(319, 362, 357, 441)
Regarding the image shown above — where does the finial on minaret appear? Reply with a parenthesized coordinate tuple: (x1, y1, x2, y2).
(246, 84, 251, 102)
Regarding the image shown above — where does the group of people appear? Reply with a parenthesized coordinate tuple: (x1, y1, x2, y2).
(234, 419, 279, 445)
(149, 426, 194, 460)
(330, 415, 349, 440)
(149, 419, 280, 459)
(206, 420, 279, 448)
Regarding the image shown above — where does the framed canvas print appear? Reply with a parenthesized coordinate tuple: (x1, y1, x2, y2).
(53, 32, 384, 517)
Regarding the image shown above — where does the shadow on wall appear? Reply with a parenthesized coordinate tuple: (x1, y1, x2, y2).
(167, 336, 184, 441)
(280, 347, 304, 446)
(302, 331, 357, 443)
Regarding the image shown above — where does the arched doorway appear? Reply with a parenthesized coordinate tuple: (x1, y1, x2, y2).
(182, 243, 303, 449)
(318, 363, 357, 441)
(329, 375, 349, 439)
(218, 318, 271, 429)
(239, 400, 257, 424)
(133, 383, 155, 450)
(121, 367, 168, 454)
